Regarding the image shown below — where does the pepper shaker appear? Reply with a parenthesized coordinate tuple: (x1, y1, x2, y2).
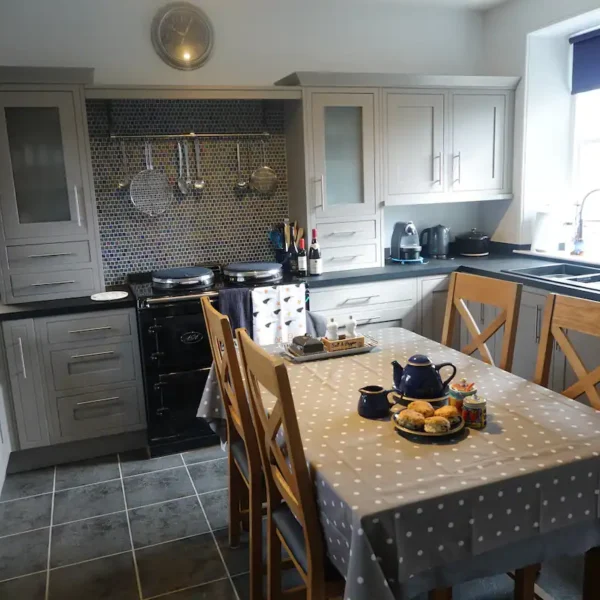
(346, 315, 358, 338)
(326, 318, 339, 341)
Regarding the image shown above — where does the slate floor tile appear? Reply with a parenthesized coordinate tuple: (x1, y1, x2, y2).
(48, 552, 138, 600)
(0, 467, 54, 501)
(0, 528, 49, 581)
(129, 495, 208, 548)
(136, 533, 226, 598)
(200, 488, 229, 530)
(50, 512, 130, 568)
(53, 480, 125, 525)
(123, 466, 194, 509)
(55, 455, 119, 491)
(182, 445, 226, 465)
(0, 493, 52, 536)
(0, 571, 46, 600)
(164, 578, 237, 599)
(213, 527, 250, 576)
(188, 457, 228, 494)
(120, 448, 183, 477)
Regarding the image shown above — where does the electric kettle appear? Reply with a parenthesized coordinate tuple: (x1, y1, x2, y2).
(420, 224, 450, 259)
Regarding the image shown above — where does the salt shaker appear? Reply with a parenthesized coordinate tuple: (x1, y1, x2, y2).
(346, 315, 358, 338)
(326, 318, 339, 341)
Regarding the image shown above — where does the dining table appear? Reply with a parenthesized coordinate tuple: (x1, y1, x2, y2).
(197, 326, 600, 600)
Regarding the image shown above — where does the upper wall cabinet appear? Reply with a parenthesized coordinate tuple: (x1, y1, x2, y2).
(382, 88, 514, 206)
(0, 83, 104, 303)
(309, 92, 378, 220)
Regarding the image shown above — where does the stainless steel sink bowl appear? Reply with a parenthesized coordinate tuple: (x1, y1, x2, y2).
(502, 263, 600, 290)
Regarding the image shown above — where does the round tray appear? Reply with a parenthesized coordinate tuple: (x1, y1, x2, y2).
(393, 416, 465, 439)
(387, 391, 448, 408)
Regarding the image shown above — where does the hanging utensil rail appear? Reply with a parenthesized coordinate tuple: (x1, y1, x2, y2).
(109, 132, 270, 140)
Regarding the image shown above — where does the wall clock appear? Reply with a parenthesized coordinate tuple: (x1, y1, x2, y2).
(151, 2, 214, 71)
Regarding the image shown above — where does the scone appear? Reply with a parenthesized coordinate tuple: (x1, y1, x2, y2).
(434, 405, 461, 426)
(407, 400, 435, 419)
(424, 416, 451, 433)
(397, 409, 425, 431)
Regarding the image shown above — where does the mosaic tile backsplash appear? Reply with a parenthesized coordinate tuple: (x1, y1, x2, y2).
(87, 100, 289, 285)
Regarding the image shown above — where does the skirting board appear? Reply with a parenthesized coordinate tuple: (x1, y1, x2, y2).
(6, 430, 147, 474)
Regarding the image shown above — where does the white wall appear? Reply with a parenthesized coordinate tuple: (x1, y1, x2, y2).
(0, 0, 484, 85)
(482, 0, 600, 244)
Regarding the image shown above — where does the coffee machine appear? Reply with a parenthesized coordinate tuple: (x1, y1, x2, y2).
(390, 221, 423, 263)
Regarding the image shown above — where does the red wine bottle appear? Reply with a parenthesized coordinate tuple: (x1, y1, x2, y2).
(308, 228, 323, 275)
(289, 225, 299, 273)
(297, 238, 307, 276)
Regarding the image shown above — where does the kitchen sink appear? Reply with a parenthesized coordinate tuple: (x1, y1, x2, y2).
(503, 263, 600, 290)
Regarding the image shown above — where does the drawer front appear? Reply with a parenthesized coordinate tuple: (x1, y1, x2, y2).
(10, 269, 95, 298)
(310, 278, 417, 312)
(56, 385, 143, 441)
(46, 312, 132, 345)
(50, 342, 136, 391)
(313, 303, 417, 330)
(7, 241, 92, 270)
(318, 221, 377, 247)
(323, 244, 378, 272)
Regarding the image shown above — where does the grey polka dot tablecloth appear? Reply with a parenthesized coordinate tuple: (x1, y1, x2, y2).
(198, 327, 600, 599)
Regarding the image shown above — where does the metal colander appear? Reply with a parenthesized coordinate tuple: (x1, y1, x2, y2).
(249, 139, 278, 195)
(130, 141, 172, 217)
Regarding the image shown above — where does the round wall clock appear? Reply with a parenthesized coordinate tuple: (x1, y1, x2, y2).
(151, 2, 214, 71)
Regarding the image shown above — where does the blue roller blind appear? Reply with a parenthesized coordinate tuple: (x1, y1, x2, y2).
(571, 29, 600, 94)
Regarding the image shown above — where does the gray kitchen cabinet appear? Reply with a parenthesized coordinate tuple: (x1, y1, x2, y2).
(0, 84, 104, 303)
(0, 341, 14, 493)
(2, 319, 50, 449)
(459, 300, 502, 366)
(419, 275, 450, 344)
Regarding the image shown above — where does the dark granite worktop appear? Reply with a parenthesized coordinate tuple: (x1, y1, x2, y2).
(0, 285, 135, 322)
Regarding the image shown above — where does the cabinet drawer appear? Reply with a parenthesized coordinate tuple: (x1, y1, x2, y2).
(310, 278, 417, 312)
(55, 385, 143, 441)
(49, 342, 136, 391)
(10, 269, 95, 298)
(7, 241, 92, 270)
(46, 312, 131, 345)
(313, 303, 417, 330)
(323, 244, 378, 272)
(318, 221, 377, 247)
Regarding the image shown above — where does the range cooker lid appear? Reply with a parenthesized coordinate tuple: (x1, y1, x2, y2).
(152, 266, 215, 289)
(223, 261, 283, 283)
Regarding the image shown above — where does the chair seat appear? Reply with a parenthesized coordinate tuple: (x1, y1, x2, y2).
(272, 503, 341, 581)
(231, 438, 251, 481)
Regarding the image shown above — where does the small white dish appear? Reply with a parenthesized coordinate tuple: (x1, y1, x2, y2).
(90, 291, 129, 302)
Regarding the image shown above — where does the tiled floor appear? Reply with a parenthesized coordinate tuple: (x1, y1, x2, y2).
(0, 445, 584, 600)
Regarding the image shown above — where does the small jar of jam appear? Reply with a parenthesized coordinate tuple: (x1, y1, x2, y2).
(462, 396, 487, 429)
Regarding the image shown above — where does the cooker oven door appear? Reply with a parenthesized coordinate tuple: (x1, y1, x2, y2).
(147, 367, 214, 444)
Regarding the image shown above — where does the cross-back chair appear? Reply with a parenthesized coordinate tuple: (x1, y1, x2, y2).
(441, 272, 522, 372)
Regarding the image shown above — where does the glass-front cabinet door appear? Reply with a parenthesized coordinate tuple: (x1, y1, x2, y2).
(0, 91, 87, 240)
(310, 92, 377, 219)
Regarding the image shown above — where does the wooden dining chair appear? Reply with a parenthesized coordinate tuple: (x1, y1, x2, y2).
(201, 297, 264, 600)
(441, 272, 522, 372)
(236, 328, 345, 600)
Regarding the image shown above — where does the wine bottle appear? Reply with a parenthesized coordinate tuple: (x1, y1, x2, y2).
(308, 228, 323, 275)
(289, 225, 299, 273)
(297, 238, 307, 276)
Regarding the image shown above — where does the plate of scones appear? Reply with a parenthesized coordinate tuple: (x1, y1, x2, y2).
(392, 400, 465, 438)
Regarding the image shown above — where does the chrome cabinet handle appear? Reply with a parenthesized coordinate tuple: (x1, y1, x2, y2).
(433, 153, 442, 184)
(342, 295, 380, 304)
(315, 175, 325, 209)
(535, 306, 541, 344)
(357, 316, 381, 324)
(76, 396, 120, 407)
(17, 337, 26, 380)
(74, 185, 82, 226)
(480, 304, 485, 326)
(30, 280, 75, 287)
(327, 231, 358, 237)
(28, 252, 75, 259)
(68, 326, 113, 334)
(70, 350, 115, 360)
(328, 255, 358, 262)
(453, 152, 461, 184)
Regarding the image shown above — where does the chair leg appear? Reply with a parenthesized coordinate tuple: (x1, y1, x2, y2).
(267, 510, 282, 600)
(248, 481, 263, 600)
(228, 460, 244, 548)
(514, 564, 538, 600)
(429, 588, 452, 600)
(584, 547, 600, 600)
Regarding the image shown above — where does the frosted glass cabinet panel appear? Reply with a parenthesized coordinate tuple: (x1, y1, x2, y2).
(311, 92, 377, 219)
(0, 91, 88, 240)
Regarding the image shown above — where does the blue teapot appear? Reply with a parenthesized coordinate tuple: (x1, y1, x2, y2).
(392, 354, 456, 400)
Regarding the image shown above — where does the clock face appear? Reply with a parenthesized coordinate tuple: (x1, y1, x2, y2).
(151, 3, 214, 71)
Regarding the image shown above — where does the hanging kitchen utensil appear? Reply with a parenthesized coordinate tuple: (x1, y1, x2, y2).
(177, 141, 188, 195)
(249, 139, 278, 194)
(235, 141, 248, 190)
(184, 141, 193, 191)
(117, 140, 130, 190)
(193, 138, 206, 190)
(130, 141, 172, 217)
